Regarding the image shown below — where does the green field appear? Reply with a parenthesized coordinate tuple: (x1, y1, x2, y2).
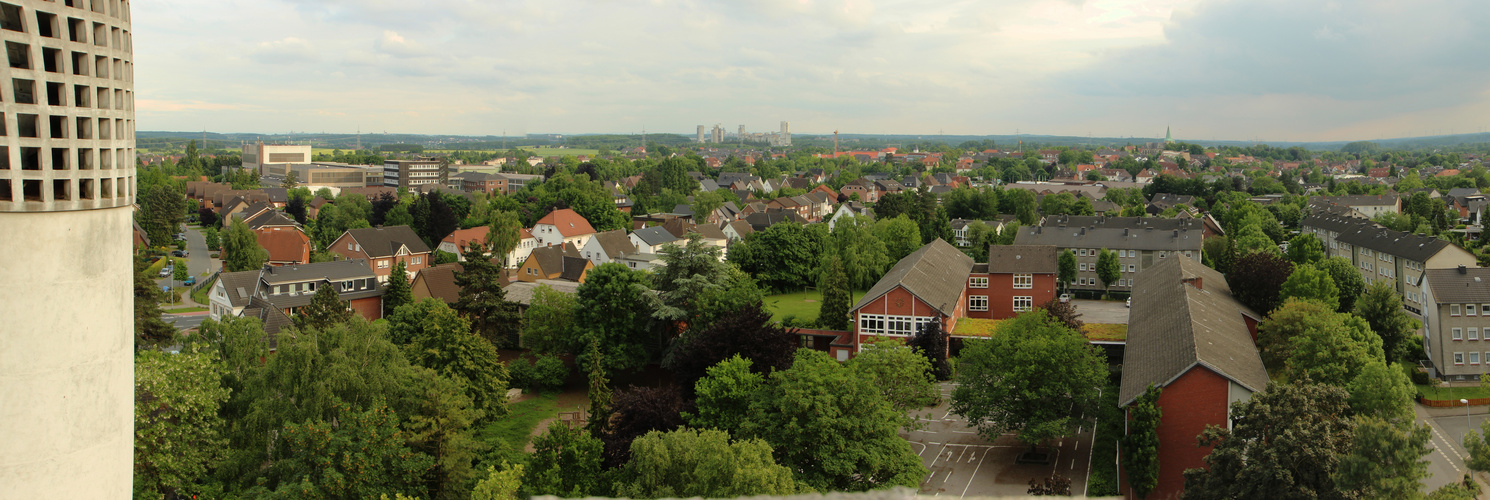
(517, 146, 601, 157)
(765, 289, 869, 325)
(474, 393, 563, 466)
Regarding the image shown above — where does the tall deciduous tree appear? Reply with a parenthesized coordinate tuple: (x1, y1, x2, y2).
(1285, 233, 1325, 265)
(295, 282, 354, 331)
(273, 403, 434, 499)
(1334, 417, 1433, 500)
(396, 298, 510, 417)
(615, 428, 797, 499)
(1346, 361, 1416, 424)
(1279, 263, 1340, 312)
(1096, 249, 1121, 295)
(1318, 257, 1365, 313)
(909, 321, 952, 381)
(522, 284, 578, 355)
(1356, 281, 1420, 363)
(574, 263, 656, 372)
(873, 215, 923, 264)
(454, 242, 521, 348)
(471, 462, 523, 500)
(952, 310, 1107, 451)
(817, 256, 851, 330)
(685, 355, 764, 433)
(384, 261, 415, 315)
(1182, 381, 1355, 500)
(1121, 385, 1162, 500)
(666, 303, 798, 392)
(522, 422, 604, 498)
(849, 340, 940, 427)
(1058, 250, 1077, 291)
(1228, 250, 1294, 315)
(220, 221, 269, 272)
(601, 386, 692, 468)
(1258, 298, 1383, 385)
(134, 350, 230, 500)
(485, 210, 523, 267)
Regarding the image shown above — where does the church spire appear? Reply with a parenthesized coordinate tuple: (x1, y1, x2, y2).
(1165, 126, 1173, 144)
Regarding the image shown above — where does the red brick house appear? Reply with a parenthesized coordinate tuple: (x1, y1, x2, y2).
(1118, 256, 1267, 500)
(329, 225, 432, 284)
(255, 230, 312, 266)
(963, 245, 1059, 319)
(848, 239, 973, 360)
(839, 179, 880, 203)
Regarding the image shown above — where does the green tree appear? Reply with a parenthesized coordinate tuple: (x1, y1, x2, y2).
(134, 350, 230, 500)
(281, 168, 299, 189)
(690, 190, 724, 223)
(471, 462, 524, 500)
(849, 340, 940, 427)
(1346, 361, 1415, 423)
(952, 310, 1107, 451)
(523, 422, 604, 498)
(686, 355, 764, 433)
(1285, 233, 1325, 265)
(616, 428, 797, 499)
(274, 403, 435, 499)
(1334, 417, 1432, 499)
(1318, 256, 1365, 313)
(817, 256, 851, 330)
(384, 261, 415, 315)
(728, 222, 821, 291)
(1096, 249, 1121, 295)
(295, 282, 354, 331)
(584, 338, 613, 438)
(873, 215, 923, 263)
(739, 350, 927, 491)
(522, 284, 578, 354)
(1261, 298, 1382, 386)
(397, 298, 510, 417)
(454, 242, 522, 348)
(485, 210, 523, 267)
(220, 221, 269, 272)
(1182, 381, 1354, 500)
(1356, 281, 1420, 363)
(1279, 263, 1340, 312)
(202, 227, 220, 251)
(1121, 385, 1162, 500)
(574, 263, 656, 372)
(828, 215, 891, 292)
(1058, 249, 1077, 290)
(139, 183, 187, 246)
(1228, 251, 1294, 315)
(649, 234, 729, 324)
(1232, 224, 1277, 255)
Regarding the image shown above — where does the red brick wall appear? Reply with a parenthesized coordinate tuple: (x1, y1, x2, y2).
(349, 296, 383, 321)
(964, 272, 1058, 319)
(1143, 366, 1231, 500)
(851, 286, 953, 352)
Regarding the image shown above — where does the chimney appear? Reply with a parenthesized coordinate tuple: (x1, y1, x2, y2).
(1183, 276, 1204, 290)
(1460, 265, 1469, 274)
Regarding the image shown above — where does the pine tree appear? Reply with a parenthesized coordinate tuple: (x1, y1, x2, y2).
(296, 283, 353, 331)
(453, 242, 521, 348)
(584, 338, 612, 438)
(384, 261, 414, 315)
(817, 256, 851, 330)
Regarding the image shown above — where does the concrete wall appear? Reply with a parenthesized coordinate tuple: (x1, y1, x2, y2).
(0, 207, 133, 497)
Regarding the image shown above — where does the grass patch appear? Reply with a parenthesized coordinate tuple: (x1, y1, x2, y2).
(474, 392, 563, 468)
(517, 146, 601, 157)
(143, 256, 176, 277)
(1087, 383, 1122, 497)
(764, 289, 842, 325)
(191, 275, 217, 305)
(953, 318, 1127, 342)
(1415, 384, 1490, 401)
(163, 306, 208, 313)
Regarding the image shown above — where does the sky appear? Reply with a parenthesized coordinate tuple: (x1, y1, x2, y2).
(133, 0, 1490, 142)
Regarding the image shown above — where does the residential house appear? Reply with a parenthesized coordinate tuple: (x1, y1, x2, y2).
(950, 218, 1012, 247)
(1422, 266, 1490, 381)
(1043, 214, 1225, 240)
(533, 208, 597, 249)
(963, 245, 1059, 319)
(1312, 194, 1401, 218)
(849, 239, 974, 361)
(722, 219, 755, 242)
(329, 225, 432, 283)
(1118, 256, 1268, 500)
(744, 210, 809, 232)
(517, 243, 592, 283)
(438, 226, 539, 268)
(1013, 222, 1205, 293)
(580, 229, 638, 266)
(256, 230, 312, 266)
(459, 172, 509, 195)
(208, 270, 262, 320)
(617, 253, 666, 271)
(1145, 193, 1196, 215)
(828, 203, 874, 231)
(1303, 212, 1478, 316)
(411, 263, 464, 305)
(241, 210, 300, 233)
(209, 260, 386, 322)
(629, 226, 680, 254)
(839, 179, 880, 203)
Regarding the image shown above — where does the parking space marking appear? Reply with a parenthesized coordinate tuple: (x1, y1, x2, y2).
(959, 449, 989, 498)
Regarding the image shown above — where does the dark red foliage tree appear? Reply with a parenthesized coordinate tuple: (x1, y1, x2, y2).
(601, 385, 693, 468)
(664, 303, 798, 393)
(909, 321, 952, 381)
(1228, 251, 1295, 315)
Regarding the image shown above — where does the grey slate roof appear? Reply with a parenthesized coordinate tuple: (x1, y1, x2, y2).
(632, 226, 679, 247)
(220, 270, 262, 309)
(346, 225, 432, 257)
(590, 230, 637, 258)
(259, 259, 377, 285)
(1334, 224, 1459, 263)
(985, 245, 1058, 274)
(1426, 267, 1490, 304)
(1044, 215, 1210, 233)
(1119, 255, 1269, 407)
(244, 210, 300, 230)
(1314, 194, 1399, 207)
(850, 239, 974, 317)
(528, 243, 583, 273)
(1013, 225, 1203, 252)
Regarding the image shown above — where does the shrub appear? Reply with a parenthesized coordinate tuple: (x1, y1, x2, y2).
(508, 356, 535, 391)
(531, 354, 569, 391)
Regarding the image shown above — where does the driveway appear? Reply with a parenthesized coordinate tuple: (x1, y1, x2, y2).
(1070, 299, 1128, 325)
(903, 382, 1096, 497)
(153, 225, 215, 305)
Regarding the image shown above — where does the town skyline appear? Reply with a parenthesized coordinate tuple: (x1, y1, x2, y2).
(133, 0, 1490, 142)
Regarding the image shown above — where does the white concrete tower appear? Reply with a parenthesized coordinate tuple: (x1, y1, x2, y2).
(0, 0, 136, 497)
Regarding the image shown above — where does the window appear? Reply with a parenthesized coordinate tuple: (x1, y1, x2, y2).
(1078, 249, 1087, 257)
(412, 256, 422, 265)
(347, 242, 354, 251)
(1456, 352, 1465, 365)
(1473, 352, 1481, 365)
(1453, 304, 1462, 316)
(1013, 296, 1034, 312)
(1471, 305, 1478, 317)
(1012, 274, 1032, 289)
(273, 285, 282, 294)
(1079, 263, 1088, 272)
(1454, 328, 1463, 341)
(968, 295, 988, 311)
(378, 259, 389, 269)
(1127, 264, 1136, 272)
(341, 280, 354, 292)
(1472, 328, 1480, 341)
(968, 277, 988, 288)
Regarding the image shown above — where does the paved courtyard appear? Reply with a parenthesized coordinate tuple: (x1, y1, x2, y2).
(1070, 299, 1129, 325)
(903, 383, 1097, 497)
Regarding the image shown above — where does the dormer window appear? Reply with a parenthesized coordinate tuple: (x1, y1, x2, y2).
(341, 281, 354, 292)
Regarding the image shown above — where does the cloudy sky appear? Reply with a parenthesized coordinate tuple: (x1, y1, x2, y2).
(133, 0, 1490, 142)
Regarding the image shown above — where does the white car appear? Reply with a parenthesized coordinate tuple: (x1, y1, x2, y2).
(1126, 297, 1131, 308)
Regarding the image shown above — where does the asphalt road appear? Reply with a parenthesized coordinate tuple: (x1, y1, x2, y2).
(902, 382, 1096, 497)
(153, 225, 213, 295)
(164, 312, 208, 331)
(1419, 403, 1487, 493)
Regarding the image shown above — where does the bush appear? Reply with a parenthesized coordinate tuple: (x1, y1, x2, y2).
(508, 356, 535, 391)
(1403, 363, 1433, 386)
(531, 354, 569, 391)
(209, 253, 220, 259)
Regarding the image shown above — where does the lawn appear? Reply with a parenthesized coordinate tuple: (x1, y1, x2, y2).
(474, 393, 563, 467)
(191, 275, 217, 305)
(517, 146, 601, 157)
(765, 289, 869, 326)
(1416, 384, 1490, 401)
(163, 306, 209, 313)
(953, 318, 1127, 342)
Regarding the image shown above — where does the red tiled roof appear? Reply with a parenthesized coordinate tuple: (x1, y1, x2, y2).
(256, 230, 311, 265)
(535, 209, 596, 237)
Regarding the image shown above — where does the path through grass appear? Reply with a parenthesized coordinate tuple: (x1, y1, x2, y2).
(475, 392, 563, 467)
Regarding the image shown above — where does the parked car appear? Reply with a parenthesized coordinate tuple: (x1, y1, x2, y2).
(1059, 293, 1071, 303)
(1126, 297, 1131, 308)
(159, 266, 173, 278)
(183, 276, 196, 286)
(173, 233, 187, 241)
(171, 250, 186, 257)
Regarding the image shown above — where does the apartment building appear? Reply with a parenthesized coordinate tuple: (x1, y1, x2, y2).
(1423, 266, 1490, 381)
(1303, 211, 1477, 316)
(383, 158, 444, 190)
(1013, 221, 1204, 293)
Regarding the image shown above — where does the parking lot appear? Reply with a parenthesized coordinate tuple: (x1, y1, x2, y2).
(903, 383, 1097, 497)
(1070, 299, 1129, 325)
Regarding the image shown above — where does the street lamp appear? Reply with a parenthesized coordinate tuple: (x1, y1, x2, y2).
(1464, 399, 1472, 445)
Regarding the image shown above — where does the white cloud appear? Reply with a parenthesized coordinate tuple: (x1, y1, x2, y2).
(130, 0, 1490, 141)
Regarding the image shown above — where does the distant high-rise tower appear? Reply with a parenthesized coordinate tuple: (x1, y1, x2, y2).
(738, 124, 745, 137)
(0, 0, 136, 496)
(780, 121, 791, 147)
(712, 124, 724, 144)
(697, 125, 706, 143)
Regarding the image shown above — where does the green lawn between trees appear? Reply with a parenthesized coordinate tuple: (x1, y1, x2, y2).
(474, 393, 563, 467)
